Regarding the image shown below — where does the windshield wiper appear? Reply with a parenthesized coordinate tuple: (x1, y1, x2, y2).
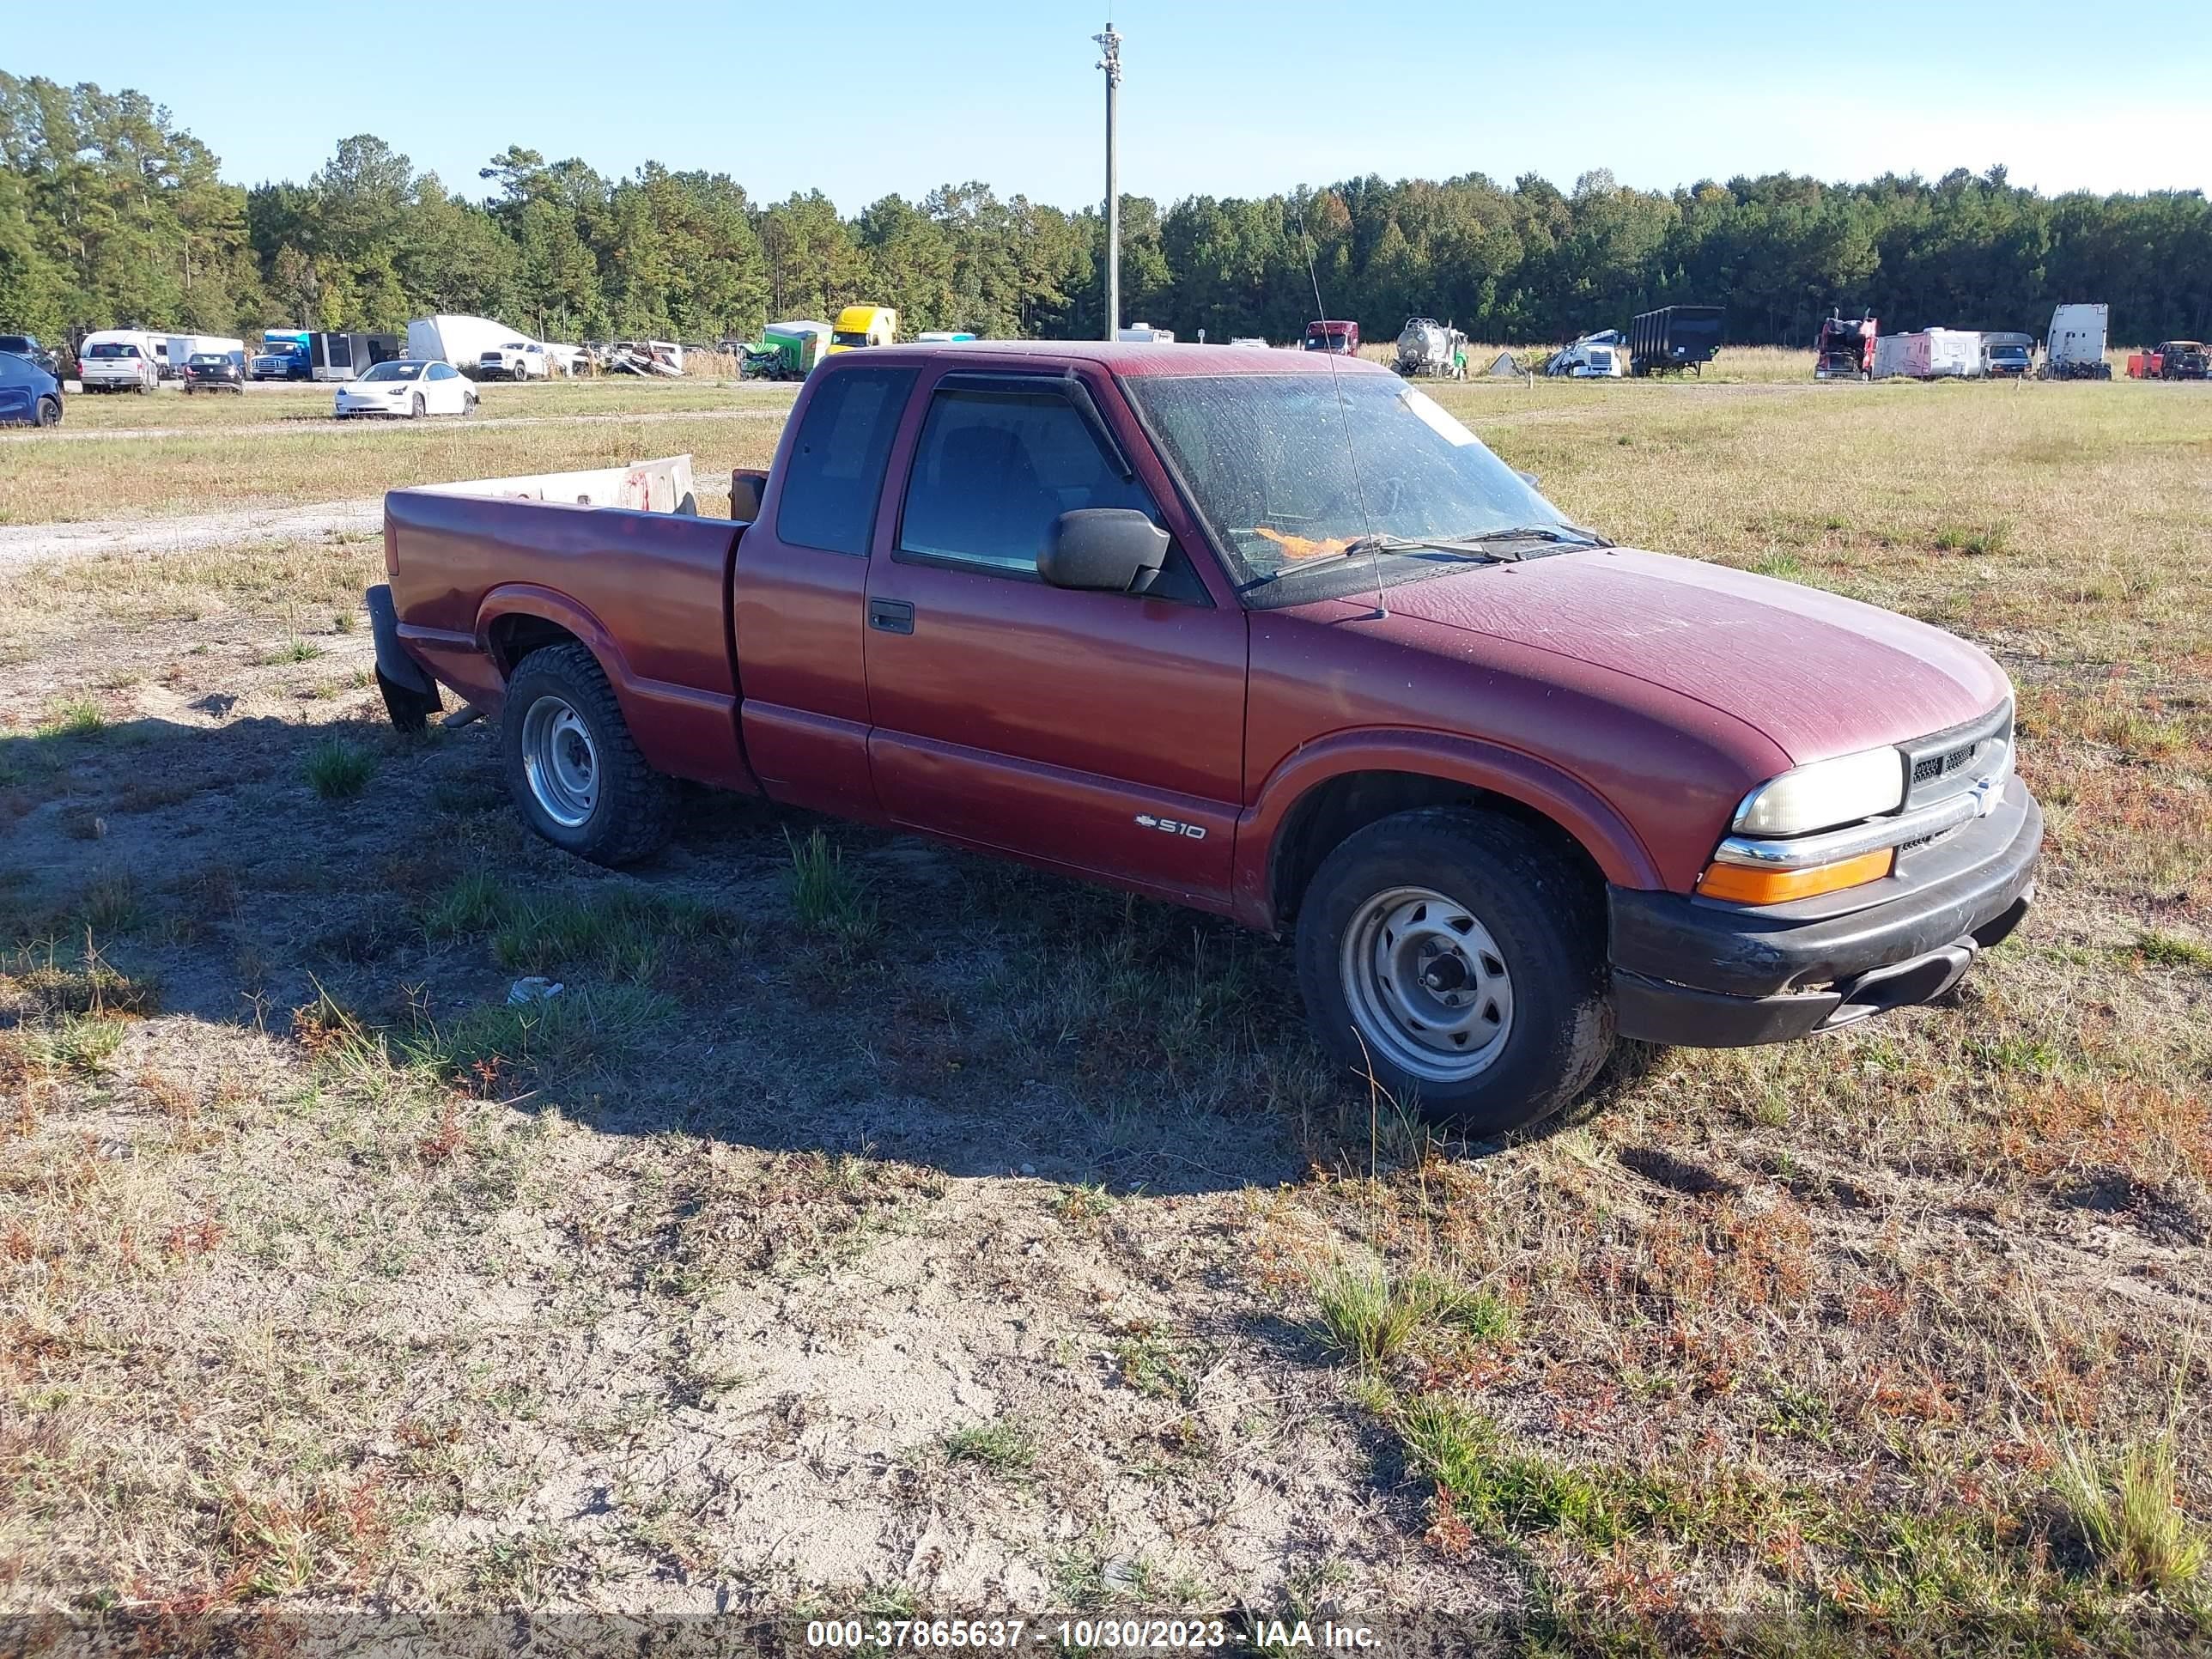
(1339, 525, 1611, 562)
(1445, 524, 1613, 553)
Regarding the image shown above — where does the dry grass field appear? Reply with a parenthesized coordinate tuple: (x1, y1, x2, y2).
(1, 368, 2208, 1653)
(1, 377, 796, 526)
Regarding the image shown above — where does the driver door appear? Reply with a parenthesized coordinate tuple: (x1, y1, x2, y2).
(861, 369, 1248, 905)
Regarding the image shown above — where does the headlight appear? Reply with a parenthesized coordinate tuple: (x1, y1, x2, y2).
(1732, 746, 1905, 836)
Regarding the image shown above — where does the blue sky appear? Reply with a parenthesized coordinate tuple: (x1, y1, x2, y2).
(15, 0, 2210, 209)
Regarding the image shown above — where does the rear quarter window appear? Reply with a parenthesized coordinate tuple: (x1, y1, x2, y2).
(775, 367, 917, 556)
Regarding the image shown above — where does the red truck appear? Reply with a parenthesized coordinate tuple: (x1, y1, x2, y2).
(369, 343, 2039, 1133)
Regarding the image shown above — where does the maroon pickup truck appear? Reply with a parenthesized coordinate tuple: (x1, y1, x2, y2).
(368, 343, 2039, 1132)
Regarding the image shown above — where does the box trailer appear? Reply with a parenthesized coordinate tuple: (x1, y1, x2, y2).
(2041, 303, 2110, 380)
(1629, 306, 1724, 376)
(310, 331, 402, 381)
(406, 314, 530, 373)
(1871, 329, 1982, 380)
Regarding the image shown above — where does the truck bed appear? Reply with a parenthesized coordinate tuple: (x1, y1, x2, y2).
(383, 455, 757, 792)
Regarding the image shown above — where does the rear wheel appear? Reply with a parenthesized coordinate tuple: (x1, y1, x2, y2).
(1295, 806, 1613, 1135)
(500, 642, 673, 866)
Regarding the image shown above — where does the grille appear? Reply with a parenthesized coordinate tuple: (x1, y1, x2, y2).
(1901, 702, 2013, 811)
(1912, 742, 1979, 785)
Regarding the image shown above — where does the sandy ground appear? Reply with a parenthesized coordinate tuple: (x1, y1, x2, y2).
(0, 499, 386, 568)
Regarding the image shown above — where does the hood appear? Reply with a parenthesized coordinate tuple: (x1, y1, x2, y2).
(1364, 547, 2008, 763)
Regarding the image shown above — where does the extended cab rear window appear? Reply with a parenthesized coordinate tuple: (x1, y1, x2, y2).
(775, 367, 916, 556)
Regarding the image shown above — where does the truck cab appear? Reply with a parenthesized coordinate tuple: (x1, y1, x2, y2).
(829, 306, 898, 353)
(1303, 319, 1359, 354)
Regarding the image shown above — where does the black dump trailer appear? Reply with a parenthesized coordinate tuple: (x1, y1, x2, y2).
(1630, 306, 1725, 376)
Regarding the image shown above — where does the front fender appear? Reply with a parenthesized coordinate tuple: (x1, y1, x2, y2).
(1232, 727, 1663, 931)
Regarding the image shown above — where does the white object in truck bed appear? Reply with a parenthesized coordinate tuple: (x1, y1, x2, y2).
(410, 454, 697, 514)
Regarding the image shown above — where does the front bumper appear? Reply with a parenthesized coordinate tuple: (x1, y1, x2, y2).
(1607, 777, 2041, 1046)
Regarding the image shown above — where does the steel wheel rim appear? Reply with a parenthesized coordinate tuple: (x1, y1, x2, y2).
(521, 696, 598, 829)
(1339, 884, 1514, 1083)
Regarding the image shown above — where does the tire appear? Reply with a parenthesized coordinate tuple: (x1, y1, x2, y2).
(410, 392, 425, 419)
(500, 641, 673, 866)
(377, 668, 441, 732)
(1294, 806, 1614, 1135)
(33, 397, 59, 428)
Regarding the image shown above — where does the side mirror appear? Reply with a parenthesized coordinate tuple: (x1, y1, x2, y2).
(1039, 508, 1169, 592)
(729, 468, 769, 523)
(1515, 469, 1540, 489)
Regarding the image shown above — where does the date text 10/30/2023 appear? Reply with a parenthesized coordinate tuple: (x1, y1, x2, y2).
(804, 1619, 1381, 1650)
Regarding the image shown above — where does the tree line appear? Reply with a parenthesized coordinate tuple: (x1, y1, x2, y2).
(4, 73, 2209, 354)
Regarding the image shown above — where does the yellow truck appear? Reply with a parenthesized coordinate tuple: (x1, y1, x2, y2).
(828, 305, 897, 353)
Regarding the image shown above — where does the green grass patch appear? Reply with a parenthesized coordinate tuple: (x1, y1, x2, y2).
(943, 1419, 1034, 1474)
(2052, 1437, 2209, 1594)
(303, 738, 376, 799)
(39, 698, 105, 738)
(421, 873, 732, 983)
(1934, 520, 2012, 556)
(1396, 1395, 1686, 1549)
(1311, 1262, 1517, 1368)
(23, 1012, 129, 1077)
(2133, 929, 2212, 971)
(786, 827, 872, 933)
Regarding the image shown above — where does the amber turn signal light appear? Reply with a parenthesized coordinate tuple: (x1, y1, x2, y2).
(1696, 847, 1894, 904)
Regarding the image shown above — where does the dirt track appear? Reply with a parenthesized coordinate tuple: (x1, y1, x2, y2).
(0, 478, 734, 572)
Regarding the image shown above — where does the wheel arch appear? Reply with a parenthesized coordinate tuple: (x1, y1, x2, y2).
(1237, 732, 1662, 933)
(478, 586, 630, 687)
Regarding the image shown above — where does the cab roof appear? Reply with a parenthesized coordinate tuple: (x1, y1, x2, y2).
(825, 339, 1391, 379)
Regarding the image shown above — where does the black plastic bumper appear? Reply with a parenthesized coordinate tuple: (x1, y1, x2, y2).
(1607, 780, 2042, 1047)
(365, 582, 435, 696)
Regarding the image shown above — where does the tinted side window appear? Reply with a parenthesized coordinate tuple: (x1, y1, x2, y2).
(898, 387, 1158, 574)
(775, 367, 917, 555)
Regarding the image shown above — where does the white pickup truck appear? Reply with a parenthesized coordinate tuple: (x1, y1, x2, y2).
(477, 340, 557, 381)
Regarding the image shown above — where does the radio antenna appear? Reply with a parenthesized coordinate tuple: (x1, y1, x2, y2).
(1304, 230, 1384, 620)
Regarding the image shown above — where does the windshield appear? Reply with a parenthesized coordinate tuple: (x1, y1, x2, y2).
(831, 331, 869, 347)
(1125, 372, 1574, 593)
(360, 362, 424, 381)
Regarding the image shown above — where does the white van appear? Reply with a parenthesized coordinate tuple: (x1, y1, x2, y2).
(77, 329, 164, 393)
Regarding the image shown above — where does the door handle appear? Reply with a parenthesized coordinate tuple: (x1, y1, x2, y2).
(867, 598, 915, 635)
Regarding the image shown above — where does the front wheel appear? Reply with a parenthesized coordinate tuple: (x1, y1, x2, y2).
(410, 392, 425, 419)
(33, 397, 59, 428)
(1295, 806, 1614, 1134)
(500, 642, 673, 866)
